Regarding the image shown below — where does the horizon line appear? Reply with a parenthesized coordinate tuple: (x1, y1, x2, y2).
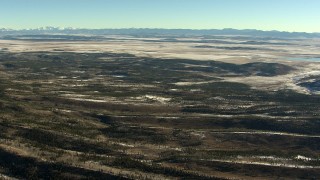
(1, 27, 320, 34)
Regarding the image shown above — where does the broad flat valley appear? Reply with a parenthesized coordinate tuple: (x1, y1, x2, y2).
(0, 35, 320, 179)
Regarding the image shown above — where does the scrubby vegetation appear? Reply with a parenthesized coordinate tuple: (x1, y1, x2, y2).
(0, 51, 319, 179)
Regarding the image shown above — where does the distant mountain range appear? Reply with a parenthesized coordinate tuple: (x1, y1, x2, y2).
(1, 27, 320, 38)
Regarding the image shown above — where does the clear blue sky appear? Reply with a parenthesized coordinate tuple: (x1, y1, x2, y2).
(1, 0, 320, 32)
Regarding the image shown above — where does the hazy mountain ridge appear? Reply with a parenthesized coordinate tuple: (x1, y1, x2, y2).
(1, 27, 320, 38)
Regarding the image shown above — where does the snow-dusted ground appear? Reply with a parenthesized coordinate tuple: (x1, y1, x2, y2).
(0, 173, 17, 180)
(1, 37, 320, 94)
(210, 131, 320, 138)
(59, 92, 174, 105)
(1, 37, 320, 64)
(225, 62, 320, 94)
(203, 158, 320, 169)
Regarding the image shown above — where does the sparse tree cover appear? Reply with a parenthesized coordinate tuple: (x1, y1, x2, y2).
(0, 45, 319, 179)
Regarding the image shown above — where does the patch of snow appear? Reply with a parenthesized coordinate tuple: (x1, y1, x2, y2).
(174, 80, 216, 86)
(62, 84, 87, 87)
(58, 109, 73, 113)
(145, 95, 171, 103)
(62, 94, 89, 98)
(211, 96, 226, 101)
(238, 155, 287, 161)
(0, 173, 17, 180)
(68, 98, 108, 103)
(112, 75, 127, 78)
(191, 132, 206, 139)
(190, 89, 202, 92)
(72, 70, 86, 74)
(115, 142, 135, 148)
(155, 116, 179, 119)
(211, 131, 320, 138)
(169, 89, 179, 91)
(295, 155, 313, 161)
(201, 159, 320, 169)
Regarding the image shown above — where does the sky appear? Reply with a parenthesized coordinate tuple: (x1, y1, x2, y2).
(1, 0, 320, 32)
